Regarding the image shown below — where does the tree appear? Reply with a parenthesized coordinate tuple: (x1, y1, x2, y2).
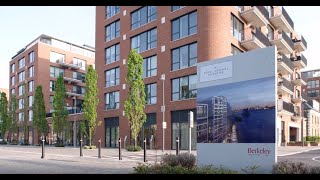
(22, 83, 29, 145)
(8, 94, 18, 143)
(33, 85, 48, 142)
(52, 75, 69, 146)
(124, 50, 147, 148)
(0, 92, 9, 141)
(82, 65, 100, 147)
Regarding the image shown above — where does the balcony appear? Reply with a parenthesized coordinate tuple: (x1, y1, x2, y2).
(293, 35, 307, 52)
(292, 54, 307, 69)
(291, 94, 302, 103)
(66, 89, 85, 98)
(63, 77, 83, 84)
(278, 99, 294, 116)
(240, 28, 270, 50)
(278, 78, 294, 95)
(240, 6, 269, 27)
(270, 30, 294, 54)
(269, 7, 294, 33)
(291, 106, 301, 121)
(291, 73, 307, 86)
(56, 58, 81, 70)
(277, 55, 294, 75)
(46, 107, 83, 117)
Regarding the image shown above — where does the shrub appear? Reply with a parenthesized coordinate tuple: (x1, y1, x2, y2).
(55, 143, 65, 147)
(176, 153, 196, 169)
(126, 145, 142, 152)
(272, 161, 310, 174)
(83, 145, 96, 149)
(289, 141, 295, 144)
(161, 154, 179, 167)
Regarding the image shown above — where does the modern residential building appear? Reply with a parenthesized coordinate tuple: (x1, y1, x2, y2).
(302, 69, 320, 102)
(196, 104, 208, 143)
(9, 34, 95, 145)
(211, 96, 228, 143)
(95, 6, 308, 149)
(303, 100, 320, 137)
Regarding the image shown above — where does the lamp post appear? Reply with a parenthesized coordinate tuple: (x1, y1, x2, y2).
(73, 96, 77, 148)
(160, 74, 165, 152)
(302, 101, 312, 147)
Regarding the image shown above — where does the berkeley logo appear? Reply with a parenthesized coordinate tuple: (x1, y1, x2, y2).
(247, 148, 271, 156)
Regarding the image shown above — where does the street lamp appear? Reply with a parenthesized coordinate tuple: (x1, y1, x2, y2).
(160, 74, 166, 152)
(302, 101, 312, 147)
(73, 96, 77, 148)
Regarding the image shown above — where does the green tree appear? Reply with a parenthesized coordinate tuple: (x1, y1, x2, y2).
(33, 85, 48, 142)
(82, 65, 101, 147)
(22, 83, 29, 145)
(0, 92, 9, 140)
(124, 50, 147, 148)
(8, 94, 18, 143)
(52, 75, 69, 146)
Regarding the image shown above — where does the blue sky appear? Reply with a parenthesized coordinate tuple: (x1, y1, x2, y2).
(0, 6, 317, 89)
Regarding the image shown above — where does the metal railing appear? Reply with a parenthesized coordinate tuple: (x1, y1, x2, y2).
(241, 28, 270, 47)
(282, 101, 294, 113)
(46, 107, 83, 117)
(275, 30, 294, 51)
(278, 55, 294, 71)
(295, 54, 308, 66)
(256, 6, 269, 21)
(281, 7, 294, 30)
(293, 35, 307, 49)
(278, 78, 294, 92)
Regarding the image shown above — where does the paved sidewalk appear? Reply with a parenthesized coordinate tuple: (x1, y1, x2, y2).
(277, 146, 320, 156)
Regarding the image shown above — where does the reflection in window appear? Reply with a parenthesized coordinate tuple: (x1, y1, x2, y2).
(172, 43, 197, 71)
(131, 6, 157, 30)
(172, 11, 197, 41)
(105, 91, 120, 110)
(172, 74, 197, 101)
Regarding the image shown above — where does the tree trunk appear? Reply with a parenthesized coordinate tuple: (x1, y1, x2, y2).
(134, 136, 137, 148)
(89, 128, 92, 147)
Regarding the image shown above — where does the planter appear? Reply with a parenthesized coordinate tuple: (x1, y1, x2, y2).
(287, 142, 311, 146)
(310, 142, 320, 146)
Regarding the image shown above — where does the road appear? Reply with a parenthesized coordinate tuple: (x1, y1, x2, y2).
(278, 149, 320, 167)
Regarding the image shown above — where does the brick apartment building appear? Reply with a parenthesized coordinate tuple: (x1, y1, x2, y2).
(9, 34, 95, 145)
(303, 69, 320, 102)
(95, 6, 308, 149)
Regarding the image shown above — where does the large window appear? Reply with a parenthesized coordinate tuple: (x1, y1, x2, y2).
(19, 112, 24, 121)
(18, 85, 25, 96)
(29, 66, 34, 78)
(172, 43, 197, 71)
(18, 71, 25, 82)
(307, 80, 320, 88)
(28, 81, 34, 92)
(73, 86, 85, 94)
(131, 6, 157, 30)
(106, 20, 120, 42)
(11, 89, 15, 95)
(105, 67, 120, 87)
(19, 99, 24, 109)
(11, 76, 15, 86)
(131, 28, 157, 53)
(143, 56, 157, 78)
(29, 51, 35, 63)
(29, 95, 33, 107)
(172, 11, 197, 41)
(105, 91, 119, 110)
(50, 51, 65, 63)
(308, 90, 320, 97)
(231, 44, 243, 55)
(73, 72, 85, 82)
(73, 58, 86, 70)
(106, 6, 120, 19)
(139, 113, 157, 148)
(171, 6, 184, 11)
(50, 66, 64, 77)
(11, 64, 15, 73)
(172, 74, 197, 101)
(145, 83, 157, 104)
(50, 81, 55, 92)
(105, 44, 120, 64)
(19, 58, 25, 69)
(231, 14, 244, 41)
(29, 110, 33, 121)
(105, 117, 119, 148)
(50, 96, 54, 110)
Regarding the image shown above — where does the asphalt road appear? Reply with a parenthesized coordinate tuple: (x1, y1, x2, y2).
(278, 149, 320, 167)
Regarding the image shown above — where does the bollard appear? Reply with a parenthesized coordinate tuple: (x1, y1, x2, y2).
(80, 138, 83, 157)
(41, 137, 45, 159)
(118, 138, 122, 160)
(176, 137, 180, 155)
(143, 138, 147, 162)
(98, 138, 101, 158)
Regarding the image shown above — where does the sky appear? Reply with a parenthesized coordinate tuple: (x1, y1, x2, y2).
(0, 6, 318, 89)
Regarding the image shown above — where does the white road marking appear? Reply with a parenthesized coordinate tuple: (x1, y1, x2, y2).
(312, 156, 320, 163)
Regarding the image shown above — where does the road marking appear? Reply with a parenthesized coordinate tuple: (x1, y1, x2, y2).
(312, 156, 320, 163)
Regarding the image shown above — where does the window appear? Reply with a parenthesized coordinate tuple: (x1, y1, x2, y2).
(18, 71, 25, 82)
(106, 67, 120, 87)
(29, 110, 33, 121)
(106, 20, 120, 42)
(131, 28, 157, 53)
(18, 85, 25, 96)
(131, 6, 157, 30)
(267, 25, 274, 41)
(265, 6, 274, 18)
(50, 81, 55, 92)
(28, 81, 34, 92)
(106, 6, 120, 19)
(231, 14, 244, 41)
(11, 64, 15, 73)
(73, 86, 86, 95)
(308, 90, 320, 97)
(50, 66, 64, 77)
(50, 96, 54, 110)
(171, 6, 184, 11)
(143, 56, 157, 78)
(73, 72, 85, 82)
(172, 11, 197, 41)
(11, 76, 15, 86)
(140, 113, 157, 148)
(231, 44, 243, 55)
(29, 66, 34, 78)
(105, 44, 120, 64)
(29, 96, 33, 107)
(73, 58, 86, 70)
(29, 51, 35, 63)
(172, 43, 197, 71)
(172, 74, 197, 101)
(105, 117, 119, 148)
(105, 91, 119, 110)
(50, 51, 65, 63)
(19, 99, 24, 109)
(145, 83, 157, 104)
(11, 89, 15, 95)
(19, 58, 25, 69)
(19, 112, 24, 121)
(307, 80, 320, 88)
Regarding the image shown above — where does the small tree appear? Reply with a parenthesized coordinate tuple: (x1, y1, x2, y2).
(82, 65, 101, 147)
(33, 86, 48, 142)
(52, 75, 69, 146)
(0, 92, 9, 140)
(22, 83, 29, 145)
(8, 94, 18, 143)
(124, 50, 147, 148)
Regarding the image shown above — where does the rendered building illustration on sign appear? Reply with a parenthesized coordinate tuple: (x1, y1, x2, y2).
(196, 46, 277, 173)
